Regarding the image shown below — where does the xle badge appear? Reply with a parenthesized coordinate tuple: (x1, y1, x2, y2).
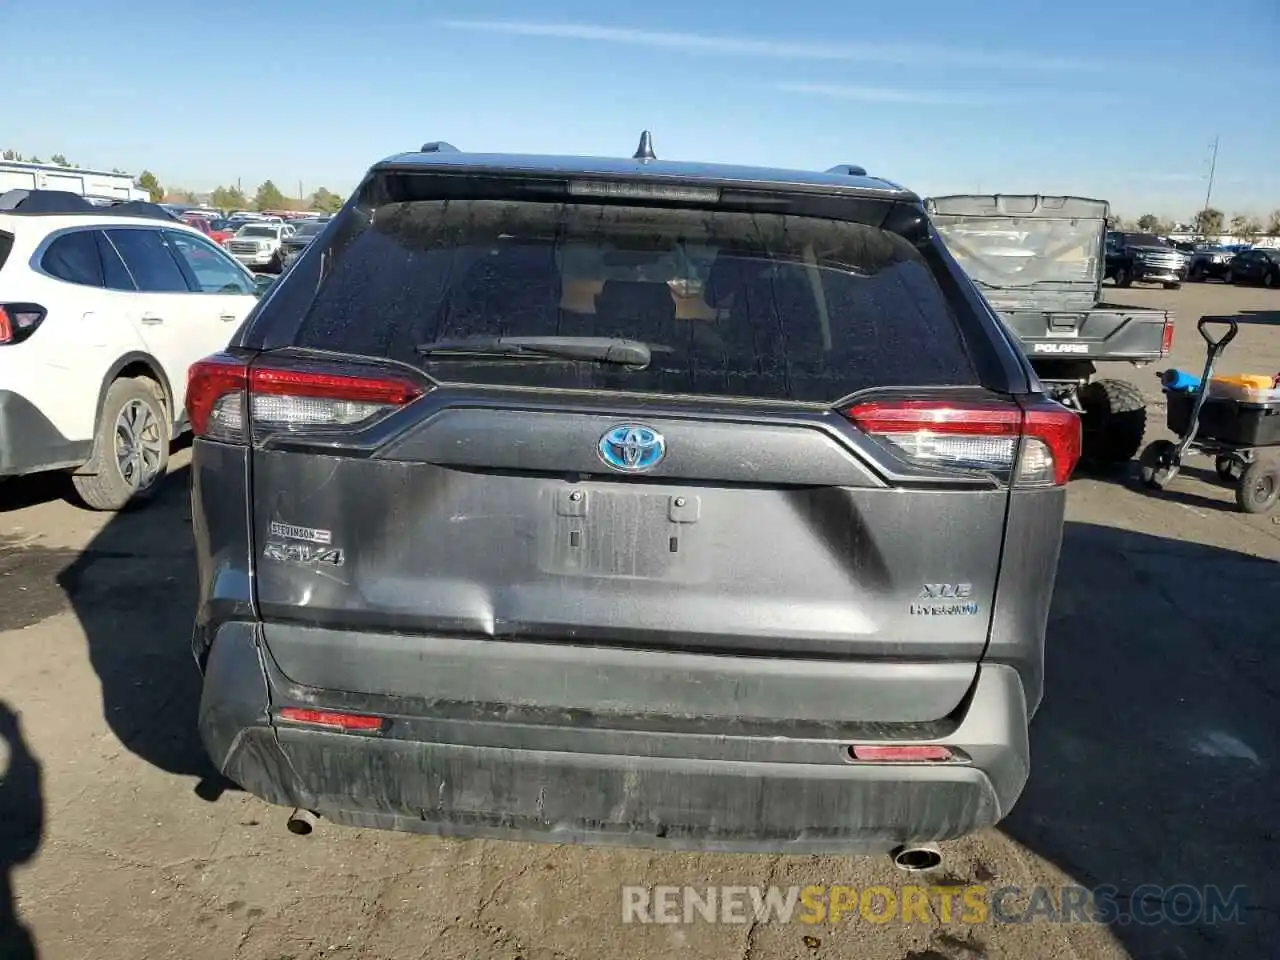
(910, 583, 979, 617)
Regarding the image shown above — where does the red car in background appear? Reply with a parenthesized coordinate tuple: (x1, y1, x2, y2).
(182, 215, 235, 246)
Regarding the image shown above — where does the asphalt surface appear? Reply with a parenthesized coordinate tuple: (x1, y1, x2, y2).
(1, 280, 1278, 960)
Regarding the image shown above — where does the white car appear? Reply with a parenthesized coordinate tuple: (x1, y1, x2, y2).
(0, 191, 268, 509)
(225, 222, 294, 271)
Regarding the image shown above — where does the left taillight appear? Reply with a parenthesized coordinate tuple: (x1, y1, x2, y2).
(186, 354, 426, 444)
(844, 396, 1081, 487)
(0, 303, 47, 345)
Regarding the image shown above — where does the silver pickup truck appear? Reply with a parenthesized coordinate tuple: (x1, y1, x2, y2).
(928, 195, 1174, 470)
(225, 222, 295, 272)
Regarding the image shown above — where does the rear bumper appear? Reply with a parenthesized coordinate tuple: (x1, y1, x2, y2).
(199, 624, 1031, 854)
(0, 389, 91, 477)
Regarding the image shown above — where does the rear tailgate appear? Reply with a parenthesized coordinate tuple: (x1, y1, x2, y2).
(1003, 307, 1175, 361)
(200, 184, 1065, 723)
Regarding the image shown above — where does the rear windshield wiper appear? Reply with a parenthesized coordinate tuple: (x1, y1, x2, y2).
(415, 336, 653, 367)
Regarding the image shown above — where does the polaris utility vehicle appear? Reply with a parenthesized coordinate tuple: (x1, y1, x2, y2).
(188, 135, 1080, 856)
(928, 195, 1174, 469)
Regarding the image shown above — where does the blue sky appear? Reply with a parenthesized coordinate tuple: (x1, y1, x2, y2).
(6, 0, 1279, 219)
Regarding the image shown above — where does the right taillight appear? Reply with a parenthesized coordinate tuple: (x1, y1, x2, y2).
(845, 397, 1081, 487)
(1019, 399, 1083, 486)
(1161, 319, 1175, 356)
(186, 354, 426, 444)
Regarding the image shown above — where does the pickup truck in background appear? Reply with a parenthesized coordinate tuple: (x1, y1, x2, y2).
(225, 221, 295, 272)
(1105, 231, 1189, 289)
(929, 195, 1175, 472)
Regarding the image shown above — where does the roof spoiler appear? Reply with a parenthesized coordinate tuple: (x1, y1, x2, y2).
(826, 164, 868, 176)
(419, 142, 459, 153)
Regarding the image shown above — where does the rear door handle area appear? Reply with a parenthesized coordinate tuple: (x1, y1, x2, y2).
(219, 314, 239, 322)
(140, 315, 164, 325)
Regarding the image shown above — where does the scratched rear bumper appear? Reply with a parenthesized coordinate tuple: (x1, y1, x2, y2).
(199, 623, 1030, 854)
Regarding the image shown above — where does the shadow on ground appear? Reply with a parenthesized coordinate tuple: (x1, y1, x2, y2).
(0, 472, 76, 514)
(0, 438, 193, 514)
(1223, 307, 1280, 326)
(1003, 520, 1279, 959)
(50, 464, 233, 800)
(0, 702, 42, 960)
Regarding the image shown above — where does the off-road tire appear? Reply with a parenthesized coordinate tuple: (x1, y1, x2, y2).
(1163, 281, 1181, 290)
(1113, 267, 1132, 288)
(71, 376, 170, 511)
(1079, 378, 1147, 471)
(1223, 268, 1234, 284)
(1236, 460, 1280, 515)
(1190, 264, 1205, 281)
(1264, 270, 1277, 289)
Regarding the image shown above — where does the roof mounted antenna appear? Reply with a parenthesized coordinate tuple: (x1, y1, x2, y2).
(633, 130, 656, 161)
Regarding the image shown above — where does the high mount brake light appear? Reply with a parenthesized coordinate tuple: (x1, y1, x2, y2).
(0, 303, 47, 345)
(186, 356, 425, 443)
(845, 398, 1081, 486)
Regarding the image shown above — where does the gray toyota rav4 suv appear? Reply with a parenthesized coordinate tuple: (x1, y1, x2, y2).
(188, 138, 1079, 855)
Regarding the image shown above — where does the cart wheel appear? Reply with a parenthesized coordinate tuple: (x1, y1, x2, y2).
(1138, 440, 1180, 490)
(1235, 461, 1280, 514)
(1215, 454, 1244, 481)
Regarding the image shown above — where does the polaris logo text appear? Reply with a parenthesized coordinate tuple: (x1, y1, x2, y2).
(1031, 343, 1090, 354)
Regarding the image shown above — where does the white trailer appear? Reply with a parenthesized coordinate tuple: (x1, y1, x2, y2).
(0, 160, 147, 202)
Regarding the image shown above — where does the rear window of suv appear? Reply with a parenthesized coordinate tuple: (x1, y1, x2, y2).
(291, 200, 978, 402)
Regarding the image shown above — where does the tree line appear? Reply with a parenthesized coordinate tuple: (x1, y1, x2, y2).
(137, 172, 344, 215)
(1112, 208, 1280, 240)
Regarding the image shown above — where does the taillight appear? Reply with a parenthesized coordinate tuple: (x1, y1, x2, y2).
(0, 303, 47, 345)
(1161, 319, 1175, 356)
(186, 354, 425, 444)
(844, 397, 1081, 487)
(1020, 399, 1083, 485)
(277, 707, 383, 732)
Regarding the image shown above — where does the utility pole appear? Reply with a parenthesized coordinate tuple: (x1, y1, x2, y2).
(299, 179, 304, 201)
(1202, 136, 1219, 222)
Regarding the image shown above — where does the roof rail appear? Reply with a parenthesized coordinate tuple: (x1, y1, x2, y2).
(826, 164, 868, 177)
(0, 189, 182, 221)
(419, 141, 459, 153)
